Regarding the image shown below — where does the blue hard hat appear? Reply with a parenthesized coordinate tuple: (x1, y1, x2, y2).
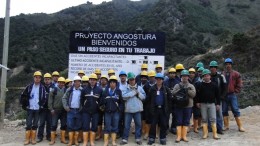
(155, 73, 164, 79)
(119, 71, 127, 76)
(225, 58, 233, 64)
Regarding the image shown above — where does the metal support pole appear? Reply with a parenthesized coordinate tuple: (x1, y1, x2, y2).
(0, 0, 11, 129)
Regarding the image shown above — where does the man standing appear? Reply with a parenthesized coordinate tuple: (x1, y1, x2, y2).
(222, 58, 245, 132)
(21, 71, 46, 145)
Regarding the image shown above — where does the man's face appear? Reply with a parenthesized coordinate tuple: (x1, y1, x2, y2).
(108, 73, 115, 77)
(52, 75, 59, 82)
(189, 72, 196, 79)
(58, 81, 65, 88)
(155, 67, 162, 73)
(34, 76, 41, 84)
(141, 76, 148, 84)
(168, 72, 176, 79)
(82, 81, 89, 86)
(128, 78, 136, 86)
(101, 78, 108, 86)
(89, 78, 97, 86)
(155, 78, 163, 85)
(141, 68, 148, 72)
(225, 63, 232, 70)
(44, 77, 52, 85)
(149, 76, 156, 82)
(110, 81, 117, 89)
(210, 66, 217, 74)
(74, 80, 81, 88)
(203, 74, 211, 82)
(181, 75, 189, 82)
(120, 75, 127, 82)
(78, 73, 84, 78)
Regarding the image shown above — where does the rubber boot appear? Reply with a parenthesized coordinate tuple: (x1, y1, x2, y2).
(111, 133, 117, 146)
(24, 130, 31, 145)
(83, 132, 89, 146)
(235, 117, 245, 132)
(182, 126, 189, 142)
(175, 126, 182, 143)
(202, 124, 208, 139)
(193, 119, 199, 133)
(103, 134, 109, 146)
(212, 123, 220, 139)
(31, 130, 37, 145)
(49, 131, 56, 145)
(61, 130, 68, 144)
(96, 126, 102, 140)
(67, 132, 74, 146)
(223, 116, 229, 131)
(90, 131, 96, 146)
(74, 131, 79, 146)
(78, 131, 83, 143)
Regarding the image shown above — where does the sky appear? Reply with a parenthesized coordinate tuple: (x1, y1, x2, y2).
(0, 0, 127, 18)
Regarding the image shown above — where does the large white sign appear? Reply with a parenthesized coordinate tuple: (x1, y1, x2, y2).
(68, 31, 165, 79)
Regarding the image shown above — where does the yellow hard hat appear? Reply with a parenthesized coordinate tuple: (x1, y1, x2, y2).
(52, 71, 59, 76)
(78, 70, 85, 75)
(141, 64, 148, 69)
(148, 70, 156, 77)
(168, 68, 176, 73)
(89, 73, 98, 79)
(43, 73, 52, 78)
(108, 69, 115, 74)
(82, 75, 89, 81)
(101, 75, 108, 80)
(141, 71, 148, 76)
(189, 68, 196, 73)
(175, 64, 185, 70)
(58, 77, 66, 82)
(94, 68, 101, 74)
(155, 64, 163, 68)
(65, 78, 72, 83)
(33, 71, 42, 77)
(109, 75, 118, 81)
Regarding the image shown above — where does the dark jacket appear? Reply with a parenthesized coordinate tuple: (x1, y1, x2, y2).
(197, 81, 220, 105)
(101, 87, 123, 113)
(211, 72, 227, 99)
(149, 84, 173, 115)
(81, 85, 102, 114)
(223, 70, 242, 94)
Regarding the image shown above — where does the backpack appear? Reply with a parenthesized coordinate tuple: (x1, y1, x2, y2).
(174, 84, 189, 108)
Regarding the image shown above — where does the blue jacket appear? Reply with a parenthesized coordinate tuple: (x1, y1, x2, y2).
(101, 87, 123, 113)
(81, 85, 102, 114)
(122, 84, 146, 113)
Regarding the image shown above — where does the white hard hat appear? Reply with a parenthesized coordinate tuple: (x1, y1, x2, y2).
(73, 76, 82, 81)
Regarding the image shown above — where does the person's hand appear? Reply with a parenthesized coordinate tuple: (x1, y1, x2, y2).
(65, 108, 70, 112)
(196, 103, 201, 108)
(216, 105, 220, 111)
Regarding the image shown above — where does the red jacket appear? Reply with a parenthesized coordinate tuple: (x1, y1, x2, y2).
(223, 70, 242, 94)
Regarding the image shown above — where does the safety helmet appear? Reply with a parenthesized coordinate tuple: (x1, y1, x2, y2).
(119, 71, 127, 76)
(78, 70, 85, 75)
(52, 71, 59, 76)
(43, 73, 51, 78)
(175, 64, 185, 70)
(101, 75, 108, 80)
(34, 71, 42, 77)
(58, 77, 66, 82)
(181, 70, 190, 76)
(197, 67, 205, 72)
(225, 58, 233, 64)
(73, 76, 82, 81)
(94, 68, 101, 74)
(196, 62, 204, 68)
(188, 68, 196, 73)
(202, 69, 211, 76)
(155, 73, 164, 79)
(82, 75, 89, 81)
(108, 69, 115, 74)
(141, 64, 148, 69)
(141, 71, 148, 76)
(155, 64, 163, 68)
(65, 78, 72, 84)
(168, 68, 176, 73)
(148, 70, 156, 77)
(89, 73, 98, 79)
(127, 72, 135, 79)
(209, 61, 218, 67)
(109, 75, 118, 81)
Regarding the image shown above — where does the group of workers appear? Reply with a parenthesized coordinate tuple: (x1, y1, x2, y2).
(20, 57, 245, 146)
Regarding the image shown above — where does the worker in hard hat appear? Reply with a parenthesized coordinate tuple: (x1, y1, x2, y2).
(78, 70, 85, 78)
(81, 75, 89, 88)
(101, 75, 123, 146)
(94, 68, 102, 86)
(80, 73, 103, 146)
(65, 78, 73, 90)
(52, 71, 60, 87)
(135, 64, 148, 85)
(62, 76, 83, 146)
(108, 69, 116, 78)
(36, 73, 54, 143)
(21, 71, 47, 145)
(188, 68, 197, 85)
(48, 77, 68, 145)
(175, 64, 185, 79)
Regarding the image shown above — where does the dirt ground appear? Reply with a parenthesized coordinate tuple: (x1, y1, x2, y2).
(1, 106, 260, 146)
